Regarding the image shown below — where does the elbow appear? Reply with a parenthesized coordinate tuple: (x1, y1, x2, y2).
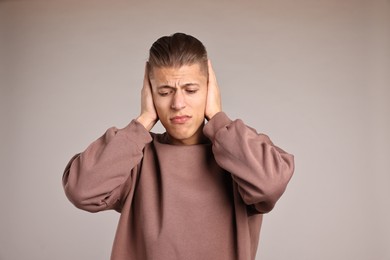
(63, 185, 107, 213)
(241, 155, 295, 214)
(63, 182, 87, 210)
(239, 185, 284, 214)
(283, 153, 295, 181)
(263, 156, 295, 210)
(267, 151, 295, 199)
(62, 156, 107, 213)
(63, 170, 107, 213)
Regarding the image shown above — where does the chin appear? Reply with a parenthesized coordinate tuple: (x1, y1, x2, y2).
(169, 131, 192, 140)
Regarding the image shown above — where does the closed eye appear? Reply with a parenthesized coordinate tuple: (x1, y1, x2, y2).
(186, 89, 198, 94)
(158, 89, 174, 96)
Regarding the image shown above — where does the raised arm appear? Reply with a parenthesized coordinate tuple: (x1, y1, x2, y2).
(204, 114, 294, 214)
(203, 61, 294, 214)
(63, 120, 152, 213)
(63, 63, 155, 213)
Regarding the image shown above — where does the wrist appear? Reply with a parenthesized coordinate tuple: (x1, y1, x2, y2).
(136, 114, 156, 131)
(206, 109, 221, 121)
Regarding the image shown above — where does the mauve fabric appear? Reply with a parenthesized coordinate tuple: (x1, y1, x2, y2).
(63, 112, 294, 260)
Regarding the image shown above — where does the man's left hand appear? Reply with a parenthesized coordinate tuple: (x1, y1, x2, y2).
(205, 60, 222, 120)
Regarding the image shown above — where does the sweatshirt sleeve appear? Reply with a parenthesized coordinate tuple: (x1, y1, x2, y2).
(203, 112, 295, 214)
(62, 120, 153, 213)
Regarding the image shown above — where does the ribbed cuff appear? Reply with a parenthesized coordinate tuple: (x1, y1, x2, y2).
(121, 120, 153, 146)
(203, 112, 232, 141)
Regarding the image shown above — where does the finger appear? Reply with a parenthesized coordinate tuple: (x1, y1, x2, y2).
(207, 59, 218, 86)
(143, 62, 151, 87)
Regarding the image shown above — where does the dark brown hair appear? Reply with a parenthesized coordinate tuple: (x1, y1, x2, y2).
(148, 32, 208, 75)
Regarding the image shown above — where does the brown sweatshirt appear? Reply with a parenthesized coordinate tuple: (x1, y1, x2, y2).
(63, 112, 294, 260)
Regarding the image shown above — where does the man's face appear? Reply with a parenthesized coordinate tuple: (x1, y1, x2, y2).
(150, 63, 208, 145)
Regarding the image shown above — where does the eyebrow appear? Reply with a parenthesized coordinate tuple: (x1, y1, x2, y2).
(157, 83, 199, 90)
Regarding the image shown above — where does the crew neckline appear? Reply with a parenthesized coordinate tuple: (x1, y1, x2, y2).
(152, 132, 211, 146)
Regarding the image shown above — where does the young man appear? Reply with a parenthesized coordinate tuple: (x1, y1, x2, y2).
(63, 33, 294, 260)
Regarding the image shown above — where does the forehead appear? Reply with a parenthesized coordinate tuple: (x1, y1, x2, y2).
(150, 64, 207, 84)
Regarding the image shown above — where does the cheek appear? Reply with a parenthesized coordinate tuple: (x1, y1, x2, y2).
(190, 93, 207, 115)
(152, 95, 169, 117)
(196, 91, 207, 107)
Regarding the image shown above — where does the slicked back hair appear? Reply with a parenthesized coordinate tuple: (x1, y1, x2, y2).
(147, 32, 208, 77)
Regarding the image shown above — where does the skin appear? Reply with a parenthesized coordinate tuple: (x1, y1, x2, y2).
(136, 60, 222, 145)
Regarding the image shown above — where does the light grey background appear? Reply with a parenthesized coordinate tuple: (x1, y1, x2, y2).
(1, 0, 389, 259)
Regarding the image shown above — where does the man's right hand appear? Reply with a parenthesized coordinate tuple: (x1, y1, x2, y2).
(136, 63, 158, 131)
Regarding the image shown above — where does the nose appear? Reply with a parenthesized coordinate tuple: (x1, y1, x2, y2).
(171, 91, 186, 110)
